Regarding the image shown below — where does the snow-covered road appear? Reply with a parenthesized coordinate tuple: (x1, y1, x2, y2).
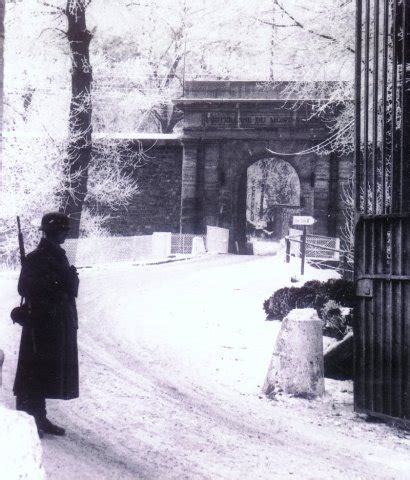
(1, 255, 409, 479)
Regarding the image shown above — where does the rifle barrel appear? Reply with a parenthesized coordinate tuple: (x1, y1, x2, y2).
(17, 216, 26, 264)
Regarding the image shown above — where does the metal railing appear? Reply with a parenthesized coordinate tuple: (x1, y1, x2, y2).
(285, 230, 352, 277)
(171, 234, 207, 255)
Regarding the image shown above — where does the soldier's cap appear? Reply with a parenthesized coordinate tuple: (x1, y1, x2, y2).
(39, 212, 71, 232)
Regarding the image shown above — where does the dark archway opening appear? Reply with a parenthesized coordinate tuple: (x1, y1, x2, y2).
(236, 157, 301, 253)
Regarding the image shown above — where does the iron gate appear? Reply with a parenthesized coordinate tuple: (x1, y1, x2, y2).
(354, 0, 409, 426)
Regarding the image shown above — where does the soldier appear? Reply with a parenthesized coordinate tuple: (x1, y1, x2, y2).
(13, 212, 79, 437)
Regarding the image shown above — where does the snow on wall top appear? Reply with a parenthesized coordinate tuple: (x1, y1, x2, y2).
(180, 80, 351, 101)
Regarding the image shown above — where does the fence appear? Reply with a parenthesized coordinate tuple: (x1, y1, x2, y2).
(286, 229, 351, 276)
(288, 229, 340, 261)
(171, 234, 207, 255)
(64, 233, 207, 267)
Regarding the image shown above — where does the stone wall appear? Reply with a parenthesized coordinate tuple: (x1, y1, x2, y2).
(102, 141, 183, 235)
(98, 136, 352, 243)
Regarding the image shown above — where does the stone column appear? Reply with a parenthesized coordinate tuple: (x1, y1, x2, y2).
(300, 179, 314, 216)
(313, 154, 331, 236)
(180, 142, 198, 233)
(203, 143, 219, 227)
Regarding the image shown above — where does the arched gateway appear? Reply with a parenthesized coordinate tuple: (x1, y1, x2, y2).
(176, 81, 352, 251)
(244, 157, 301, 241)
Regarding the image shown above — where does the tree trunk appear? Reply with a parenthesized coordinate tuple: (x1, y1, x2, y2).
(154, 103, 183, 133)
(62, 2, 93, 239)
(0, 0, 5, 191)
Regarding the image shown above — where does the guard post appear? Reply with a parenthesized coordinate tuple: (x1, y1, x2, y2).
(292, 216, 316, 276)
(285, 237, 291, 263)
(301, 225, 307, 275)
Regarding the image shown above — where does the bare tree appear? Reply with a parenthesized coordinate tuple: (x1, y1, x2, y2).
(62, 0, 93, 238)
(258, 0, 355, 154)
(0, 1, 141, 266)
(91, 0, 261, 134)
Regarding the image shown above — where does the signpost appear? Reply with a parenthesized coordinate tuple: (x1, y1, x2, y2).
(292, 216, 316, 226)
(292, 216, 316, 275)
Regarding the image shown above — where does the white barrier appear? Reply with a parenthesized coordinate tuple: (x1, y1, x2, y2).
(64, 232, 209, 267)
(152, 232, 172, 258)
(65, 235, 152, 266)
(192, 236, 206, 255)
(206, 226, 229, 254)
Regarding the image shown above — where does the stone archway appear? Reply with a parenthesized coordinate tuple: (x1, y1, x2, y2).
(177, 81, 354, 248)
(235, 157, 301, 251)
(247, 157, 301, 237)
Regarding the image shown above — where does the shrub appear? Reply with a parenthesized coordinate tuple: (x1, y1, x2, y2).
(264, 280, 329, 320)
(293, 280, 328, 311)
(263, 287, 297, 320)
(264, 278, 355, 339)
(323, 279, 355, 308)
(321, 300, 353, 340)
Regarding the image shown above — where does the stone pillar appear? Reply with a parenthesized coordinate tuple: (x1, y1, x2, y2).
(327, 154, 340, 237)
(203, 143, 219, 227)
(300, 179, 314, 216)
(263, 308, 325, 398)
(180, 142, 198, 233)
(313, 154, 331, 236)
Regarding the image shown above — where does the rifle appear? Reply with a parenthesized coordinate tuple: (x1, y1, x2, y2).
(13, 217, 37, 353)
(17, 216, 26, 264)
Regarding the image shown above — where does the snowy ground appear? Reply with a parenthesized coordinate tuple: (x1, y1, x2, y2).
(0, 254, 409, 479)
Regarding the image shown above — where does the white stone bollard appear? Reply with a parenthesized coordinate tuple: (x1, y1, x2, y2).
(263, 308, 325, 398)
(0, 349, 4, 386)
(192, 236, 206, 255)
(152, 232, 172, 258)
(206, 226, 229, 254)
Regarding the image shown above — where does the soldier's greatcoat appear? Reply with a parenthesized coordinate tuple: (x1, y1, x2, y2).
(14, 238, 79, 400)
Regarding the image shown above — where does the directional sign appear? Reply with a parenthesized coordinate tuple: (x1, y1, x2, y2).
(293, 216, 316, 226)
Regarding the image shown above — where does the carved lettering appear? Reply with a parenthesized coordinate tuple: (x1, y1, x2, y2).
(203, 112, 301, 128)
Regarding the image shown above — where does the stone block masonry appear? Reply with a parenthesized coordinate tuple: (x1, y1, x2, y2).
(101, 140, 183, 236)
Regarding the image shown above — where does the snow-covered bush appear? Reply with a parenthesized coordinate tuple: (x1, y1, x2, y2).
(322, 278, 355, 308)
(264, 279, 355, 339)
(263, 287, 297, 320)
(263, 280, 326, 320)
(321, 300, 353, 340)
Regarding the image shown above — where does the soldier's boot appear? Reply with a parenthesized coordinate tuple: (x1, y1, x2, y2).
(35, 417, 66, 436)
(16, 396, 47, 438)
